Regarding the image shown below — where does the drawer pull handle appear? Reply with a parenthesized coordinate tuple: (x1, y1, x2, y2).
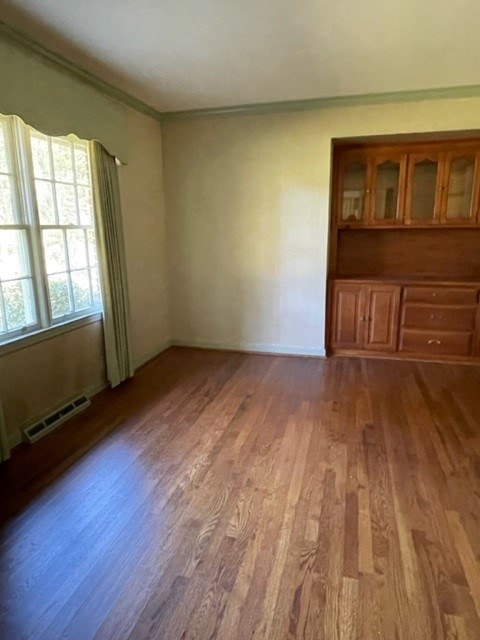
(428, 339, 442, 345)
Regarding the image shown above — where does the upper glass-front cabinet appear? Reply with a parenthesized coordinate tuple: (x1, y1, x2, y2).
(370, 155, 406, 225)
(441, 152, 478, 224)
(335, 143, 480, 227)
(339, 156, 369, 224)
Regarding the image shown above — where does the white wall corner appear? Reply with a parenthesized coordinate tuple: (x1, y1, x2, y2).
(133, 340, 173, 371)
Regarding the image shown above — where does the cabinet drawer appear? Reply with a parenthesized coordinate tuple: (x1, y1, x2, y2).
(403, 286, 478, 306)
(399, 330, 472, 356)
(401, 304, 477, 331)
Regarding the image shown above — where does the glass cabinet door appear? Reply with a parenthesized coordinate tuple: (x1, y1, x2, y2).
(406, 155, 442, 224)
(442, 153, 477, 224)
(339, 158, 369, 224)
(371, 156, 406, 224)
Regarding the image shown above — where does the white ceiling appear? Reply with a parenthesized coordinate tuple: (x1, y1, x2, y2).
(2, 0, 480, 113)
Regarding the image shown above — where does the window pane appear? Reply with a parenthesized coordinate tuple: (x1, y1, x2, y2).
(47, 273, 72, 318)
(56, 183, 77, 224)
(0, 122, 8, 173)
(87, 229, 98, 267)
(31, 135, 52, 179)
(0, 174, 15, 224)
(42, 229, 67, 274)
(35, 180, 56, 224)
(0, 123, 102, 340)
(74, 146, 89, 185)
(72, 269, 91, 310)
(0, 229, 31, 280)
(67, 229, 88, 269)
(52, 139, 73, 183)
(78, 186, 93, 225)
(91, 267, 102, 305)
(2, 279, 36, 329)
(0, 298, 5, 333)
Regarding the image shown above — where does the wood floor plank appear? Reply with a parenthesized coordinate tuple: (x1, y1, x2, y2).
(446, 510, 480, 620)
(1, 347, 480, 639)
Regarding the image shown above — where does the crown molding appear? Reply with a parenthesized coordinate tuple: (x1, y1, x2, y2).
(3, 20, 480, 124)
(0, 21, 163, 122)
(161, 84, 480, 120)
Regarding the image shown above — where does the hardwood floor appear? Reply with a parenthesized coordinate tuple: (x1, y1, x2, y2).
(1, 346, 480, 639)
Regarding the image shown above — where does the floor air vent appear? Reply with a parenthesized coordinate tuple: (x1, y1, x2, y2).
(22, 395, 91, 444)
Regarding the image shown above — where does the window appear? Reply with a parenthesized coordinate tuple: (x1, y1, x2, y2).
(0, 115, 101, 344)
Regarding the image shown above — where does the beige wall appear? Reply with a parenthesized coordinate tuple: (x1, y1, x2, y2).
(162, 97, 480, 355)
(1, 107, 169, 445)
(118, 109, 170, 366)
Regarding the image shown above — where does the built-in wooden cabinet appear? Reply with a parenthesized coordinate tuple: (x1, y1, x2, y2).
(329, 136, 480, 363)
(337, 141, 480, 228)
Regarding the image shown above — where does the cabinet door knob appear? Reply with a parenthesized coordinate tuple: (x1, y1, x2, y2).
(428, 339, 442, 345)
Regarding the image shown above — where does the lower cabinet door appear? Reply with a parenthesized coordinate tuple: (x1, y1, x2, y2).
(364, 285, 401, 352)
(331, 283, 365, 350)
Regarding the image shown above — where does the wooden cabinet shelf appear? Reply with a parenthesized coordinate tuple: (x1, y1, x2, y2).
(329, 136, 480, 363)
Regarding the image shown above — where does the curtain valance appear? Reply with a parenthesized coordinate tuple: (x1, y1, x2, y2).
(0, 31, 129, 163)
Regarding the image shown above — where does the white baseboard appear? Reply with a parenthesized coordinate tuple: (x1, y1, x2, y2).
(133, 340, 173, 370)
(171, 339, 326, 358)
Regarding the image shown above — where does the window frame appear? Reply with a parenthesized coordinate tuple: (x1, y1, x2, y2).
(0, 115, 102, 347)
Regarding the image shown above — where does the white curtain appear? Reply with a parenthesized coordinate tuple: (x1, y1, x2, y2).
(0, 398, 10, 462)
(90, 141, 134, 387)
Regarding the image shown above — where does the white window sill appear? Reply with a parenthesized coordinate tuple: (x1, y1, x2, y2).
(0, 312, 103, 358)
